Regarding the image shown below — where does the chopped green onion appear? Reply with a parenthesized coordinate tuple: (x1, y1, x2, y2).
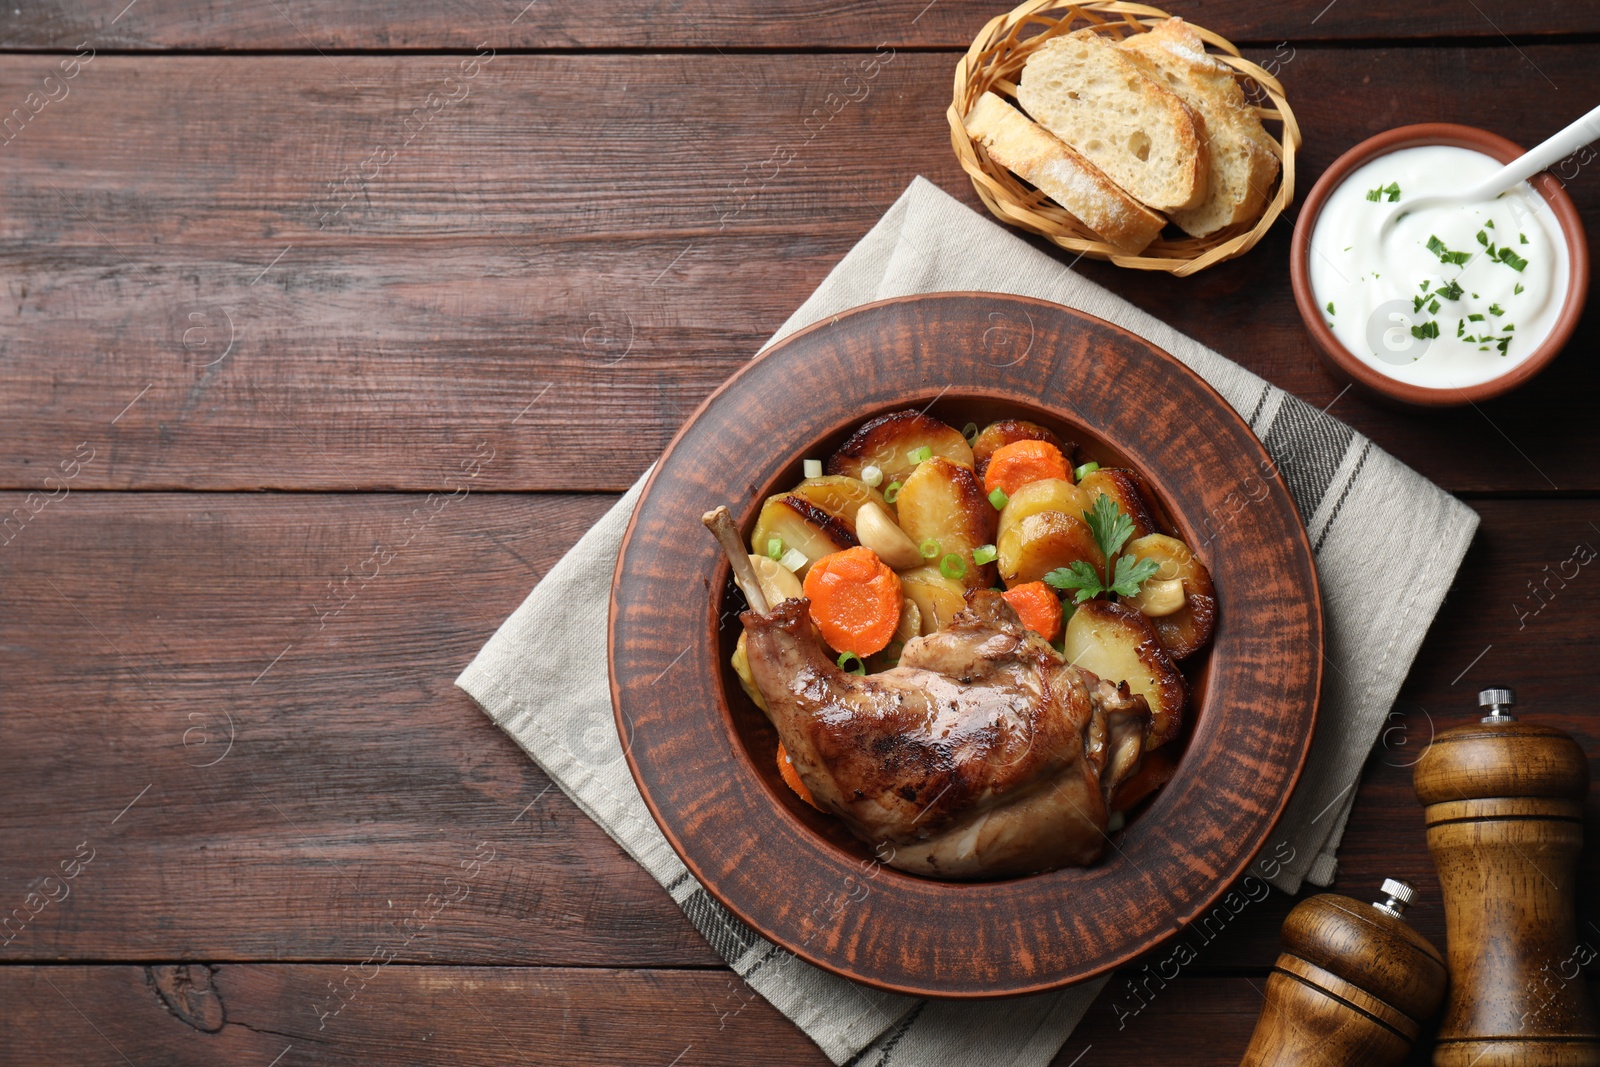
(803, 458, 822, 479)
(766, 537, 783, 561)
(972, 544, 998, 565)
(939, 553, 967, 581)
(777, 547, 809, 573)
(988, 487, 1009, 510)
(836, 651, 866, 676)
(961, 422, 979, 443)
(1073, 461, 1100, 481)
(883, 480, 901, 504)
(919, 538, 941, 560)
(909, 445, 932, 464)
(860, 464, 883, 488)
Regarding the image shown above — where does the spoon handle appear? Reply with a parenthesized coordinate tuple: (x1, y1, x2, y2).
(1485, 101, 1600, 194)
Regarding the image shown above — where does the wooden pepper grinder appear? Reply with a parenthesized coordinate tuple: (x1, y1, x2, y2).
(1240, 879, 1447, 1066)
(1415, 687, 1600, 1067)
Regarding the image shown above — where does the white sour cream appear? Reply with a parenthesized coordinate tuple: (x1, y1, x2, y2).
(1308, 145, 1569, 390)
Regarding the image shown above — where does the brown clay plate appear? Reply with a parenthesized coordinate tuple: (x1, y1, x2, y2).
(609, 293, 1322, 998)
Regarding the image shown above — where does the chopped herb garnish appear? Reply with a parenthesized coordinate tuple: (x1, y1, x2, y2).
(1365, 182, 1399, 202)
(1497, 338, 1511, 354)
(1503, 323, 1515, 332)
(1485, 219, 1494, 229)
(1410, 320, 1440, 340)
(1476, 230, 1490, 246)
(1497, 247, 1528, 272)
(1042, 496, 1160, 604)
(1426, 235, 1472, 266)
(1489, 303, 1504, 316)
(1436, 280, 1464, 300)
(1419, 280, 1431, 292)
(1514, 283, 1525, 295)
(1413, 294, 1428, 313)
(1520, 233, 1529, 244)
(1456, 319, 1465, 338)
(1428, 298, 1441, 314)
(1326, 301, 1336, 316)
(1469, 313, 1485, 322)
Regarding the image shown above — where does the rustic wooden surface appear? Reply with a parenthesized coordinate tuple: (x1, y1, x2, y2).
(2, 0, 1597, 1062)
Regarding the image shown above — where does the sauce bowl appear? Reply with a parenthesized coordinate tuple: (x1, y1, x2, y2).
(1290, 123, 1588, 407)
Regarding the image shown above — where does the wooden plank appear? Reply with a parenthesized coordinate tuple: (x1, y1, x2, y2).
(4, 964, 1594, 1065)
(2, 49, 1598, 492)
(0, 0, 1592, 51)
(0, 491, 725, 967)
(3, 491, 1596, 970)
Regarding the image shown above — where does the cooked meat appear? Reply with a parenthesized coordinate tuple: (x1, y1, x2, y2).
(742, 589, 1150, 879)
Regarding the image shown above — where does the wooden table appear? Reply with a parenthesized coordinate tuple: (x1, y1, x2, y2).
(2, 3, 1596, 1063)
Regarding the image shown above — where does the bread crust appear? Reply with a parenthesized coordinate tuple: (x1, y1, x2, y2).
(1119, 18, 1280, 236)
(1017, 30, 1209, 212)
(963, 91, 1167, 254)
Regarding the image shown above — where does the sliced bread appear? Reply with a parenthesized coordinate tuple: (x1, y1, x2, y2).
(964, 91, 1167, 254)
(1017, 30, 1208, 212)
(1119, 18, 1280, 237)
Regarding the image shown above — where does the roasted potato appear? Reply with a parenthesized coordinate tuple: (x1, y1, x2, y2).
(1079, 468, 1158, 540)
(898, 566, 967, 634)
(1062, 600, 1187, 749)
(1121, 534, 1216, 659)
(893, 457, 998, 590)
(826, 410, 974, 487)
(971, 419, 1068, 480)
(996, 478, 1092, 544)
(787, 475, 890, 534)
(996, 510, 1103, 589)
(749, 495, 855, 578)
(731, 632, 768, 712)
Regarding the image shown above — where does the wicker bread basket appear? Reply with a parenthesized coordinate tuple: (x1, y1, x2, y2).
(950, 1, 1301, 275)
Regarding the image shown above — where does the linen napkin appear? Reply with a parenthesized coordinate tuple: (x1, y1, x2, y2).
(457, 176, 1478, 1066)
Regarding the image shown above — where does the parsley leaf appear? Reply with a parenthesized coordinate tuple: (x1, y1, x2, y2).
(1042, 497, 1162, 604)
(1428, 298, 1441, 314)
(1044, 560, 1105, 605)
(1435, 280, 1464, 300)
(1514, 283, 1525, 295)
(1410, 320, 1440, 340)
(1085, 494, 1137, 562)
(1326, 301, 1335, 315)
(1498, 247, 1528, 272)
(1489, 303, 1504, 316)
(1109, 555, 1163, 598)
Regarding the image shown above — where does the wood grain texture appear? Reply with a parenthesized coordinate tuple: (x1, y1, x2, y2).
(1240, 894, 1446, 1065)
(0, 964, 1592, 1066)
(1417, 722, 1600, 1065)
(0, 0, 1592, 51)
(2, 48, 1600, 492)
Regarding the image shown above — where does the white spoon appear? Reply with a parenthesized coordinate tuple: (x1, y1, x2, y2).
(1379, 102, 1600, 236)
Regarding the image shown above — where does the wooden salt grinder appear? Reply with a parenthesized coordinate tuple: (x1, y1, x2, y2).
(1415, 687, 1600, 1067)
(1240, 879, 1447, 1066)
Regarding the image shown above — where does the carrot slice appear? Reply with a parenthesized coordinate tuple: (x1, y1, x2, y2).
(982, 440, 1071, 496)
(1001, 581, 1064, 641)
(777, 741, 824, 811)
(801, 546, 902, 656)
